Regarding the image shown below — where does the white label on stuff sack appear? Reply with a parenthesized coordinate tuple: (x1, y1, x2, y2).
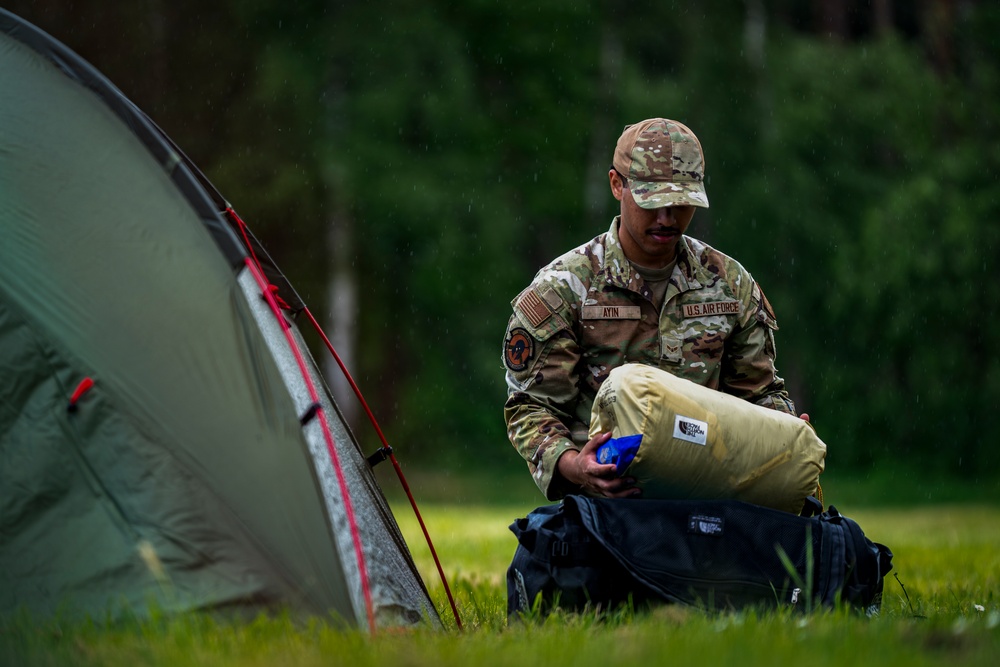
(673, 415, 708, 446)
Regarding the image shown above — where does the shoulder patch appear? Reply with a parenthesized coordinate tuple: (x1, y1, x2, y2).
(515, 287, 553, 328)
(504, 328, 534, 372)
(753, 284, 779, 330)
(758, 285, 776, 321)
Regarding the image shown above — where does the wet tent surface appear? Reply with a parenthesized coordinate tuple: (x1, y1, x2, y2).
(0, 12, 437, 627)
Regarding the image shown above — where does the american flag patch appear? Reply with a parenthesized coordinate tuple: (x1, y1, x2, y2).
(516, 288, 552, 328)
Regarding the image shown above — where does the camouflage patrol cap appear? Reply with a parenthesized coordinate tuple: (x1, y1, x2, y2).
(613, 118, 710, 209)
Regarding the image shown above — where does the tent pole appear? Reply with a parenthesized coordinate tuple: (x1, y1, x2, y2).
(303, 307, 465, 631)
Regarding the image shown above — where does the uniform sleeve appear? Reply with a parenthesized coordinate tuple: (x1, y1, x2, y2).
(502, 285, 586, 499)
(720, 281, 797, 416)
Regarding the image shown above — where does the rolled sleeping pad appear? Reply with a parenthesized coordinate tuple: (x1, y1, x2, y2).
(590, 364, 826, 514)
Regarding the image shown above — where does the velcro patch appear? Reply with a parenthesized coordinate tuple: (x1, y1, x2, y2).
(582, 305, 641, 320)
(515, 288, 552, 328)
(682, 301, 740, 318)
(540, 285, 564, 310)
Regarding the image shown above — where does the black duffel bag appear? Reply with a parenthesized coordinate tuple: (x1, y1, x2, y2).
(507, 496, 893, 618)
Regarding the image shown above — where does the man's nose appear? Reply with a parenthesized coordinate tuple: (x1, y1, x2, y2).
(655, 207, 676, 224)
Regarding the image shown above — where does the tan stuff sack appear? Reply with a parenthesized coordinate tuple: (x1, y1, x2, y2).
(589, 364, 826, 514)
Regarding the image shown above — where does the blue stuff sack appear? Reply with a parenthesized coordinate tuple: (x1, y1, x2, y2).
(595, 434, 643, 475)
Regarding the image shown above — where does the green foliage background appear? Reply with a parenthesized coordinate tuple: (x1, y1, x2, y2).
(7, 1, 1000, 483)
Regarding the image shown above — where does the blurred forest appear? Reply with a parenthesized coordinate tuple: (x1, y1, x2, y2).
(7, 0, 999, 487)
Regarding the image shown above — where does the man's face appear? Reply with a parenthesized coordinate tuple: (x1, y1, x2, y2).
(610, 170, 695, 268)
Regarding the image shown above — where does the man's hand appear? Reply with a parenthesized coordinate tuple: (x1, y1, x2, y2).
(556, 432, 641, 498)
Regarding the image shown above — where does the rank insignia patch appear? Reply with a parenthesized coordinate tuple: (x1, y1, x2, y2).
(504, 328, 534, 372)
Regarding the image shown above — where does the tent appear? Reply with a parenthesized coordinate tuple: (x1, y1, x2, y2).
(0, 9, 441, 630)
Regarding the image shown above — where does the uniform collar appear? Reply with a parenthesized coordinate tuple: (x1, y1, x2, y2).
(602, 217, 707, 296)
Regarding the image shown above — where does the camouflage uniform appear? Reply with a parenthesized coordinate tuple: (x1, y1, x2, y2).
(502, 218, 796, 499)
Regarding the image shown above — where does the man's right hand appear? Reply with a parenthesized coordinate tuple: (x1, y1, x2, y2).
(556, 431, 642, 499)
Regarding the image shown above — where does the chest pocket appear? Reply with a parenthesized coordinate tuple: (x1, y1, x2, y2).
(579, 303, 650, 358)
(662, 308, 738, 366)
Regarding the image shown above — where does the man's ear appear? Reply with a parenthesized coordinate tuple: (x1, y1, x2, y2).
(608, 169, 624, 201)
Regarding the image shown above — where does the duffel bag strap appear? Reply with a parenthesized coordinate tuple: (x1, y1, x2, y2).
(534, 530, 597, 566)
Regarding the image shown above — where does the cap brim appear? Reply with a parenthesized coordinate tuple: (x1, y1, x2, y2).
(631, 180, 710, 209)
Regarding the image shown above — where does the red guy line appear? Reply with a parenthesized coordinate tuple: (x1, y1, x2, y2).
(244, 257, 376, 633)
(304, 307, 464, 630)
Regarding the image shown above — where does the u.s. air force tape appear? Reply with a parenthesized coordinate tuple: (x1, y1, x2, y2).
(681, 301, 740, 318)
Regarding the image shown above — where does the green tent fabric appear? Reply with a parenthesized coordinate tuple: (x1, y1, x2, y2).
(0, 9, 438, 629)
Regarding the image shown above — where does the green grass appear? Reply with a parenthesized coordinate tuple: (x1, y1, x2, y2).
(374, 458, 1000, 507)
(3, 502, 999, 666)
